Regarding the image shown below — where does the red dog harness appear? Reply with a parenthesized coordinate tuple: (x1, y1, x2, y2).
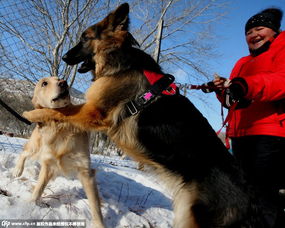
(125, 70, 178, 116)
(143, 70, 178, 95)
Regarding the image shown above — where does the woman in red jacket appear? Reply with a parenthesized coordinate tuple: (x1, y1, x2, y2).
(211, 8, 285, 228)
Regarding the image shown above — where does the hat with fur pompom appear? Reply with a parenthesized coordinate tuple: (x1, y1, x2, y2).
(245, 8, 283, 34)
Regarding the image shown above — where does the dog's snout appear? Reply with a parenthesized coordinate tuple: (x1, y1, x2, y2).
(58, 80, 68, 88)
(62, 54, 68, 62)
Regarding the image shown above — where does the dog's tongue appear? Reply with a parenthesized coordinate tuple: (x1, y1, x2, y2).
(78, 62, 90, 73)
(78, 58, 95, 73)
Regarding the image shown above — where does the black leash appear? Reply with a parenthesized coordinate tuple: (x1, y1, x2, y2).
(0, 97, 32, 125)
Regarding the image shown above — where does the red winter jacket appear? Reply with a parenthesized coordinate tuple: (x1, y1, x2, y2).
(225, 31, 285, 138)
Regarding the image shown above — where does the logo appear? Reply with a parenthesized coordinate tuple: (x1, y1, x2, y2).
(1, 221, 10, 228)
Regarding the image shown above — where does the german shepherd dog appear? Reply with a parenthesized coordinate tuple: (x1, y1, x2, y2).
(23, 3, 270, 228)
(15, 77, 104, 228)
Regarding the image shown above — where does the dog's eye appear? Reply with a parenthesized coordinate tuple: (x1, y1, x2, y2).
(81, 37, 87, 42)
(81, 36, 90, 42)
(42, 81, 48, 87)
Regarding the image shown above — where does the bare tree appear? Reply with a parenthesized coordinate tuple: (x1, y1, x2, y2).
(1, 0, 228, 85)
(0, 0, 107, 84)
(128, 0, 229, 84)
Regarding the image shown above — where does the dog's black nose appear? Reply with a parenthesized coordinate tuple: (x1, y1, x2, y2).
(58, 80, 68, 88)
(62, 54, 68, 62)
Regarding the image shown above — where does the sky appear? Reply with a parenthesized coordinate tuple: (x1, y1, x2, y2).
(190, 0, 285, 131)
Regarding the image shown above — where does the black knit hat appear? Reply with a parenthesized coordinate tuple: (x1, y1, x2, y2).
(245, 8, 283, 34)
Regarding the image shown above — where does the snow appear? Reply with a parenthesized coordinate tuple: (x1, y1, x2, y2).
(0, 135, 173, 228)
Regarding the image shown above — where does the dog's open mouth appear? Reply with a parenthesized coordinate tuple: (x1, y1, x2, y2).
(78, 55, 95, 74)
(52, 89, 70, 102)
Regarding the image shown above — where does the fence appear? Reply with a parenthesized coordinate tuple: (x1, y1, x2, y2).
(0, 0, 121, 156)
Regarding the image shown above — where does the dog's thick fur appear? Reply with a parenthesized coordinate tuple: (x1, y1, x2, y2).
(14, 77, 104, 228)
(23, 4, 271, 228)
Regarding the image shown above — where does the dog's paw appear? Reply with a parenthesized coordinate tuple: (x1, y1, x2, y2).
(23, 109, 62, 123)
(12, 167, 23, 178)
(23, 110, 45, 122)
(22, 111, 34, 121)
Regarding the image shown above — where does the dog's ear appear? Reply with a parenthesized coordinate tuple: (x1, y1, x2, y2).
(126, 32, 140, 47)
(110, 3, 129, 31)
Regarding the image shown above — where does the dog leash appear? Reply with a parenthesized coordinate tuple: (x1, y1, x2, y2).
(125, 71, 219, 116)
(0, 97, 32, 125)
(176, 82, 218, 93)
(216, 102, 238, 149)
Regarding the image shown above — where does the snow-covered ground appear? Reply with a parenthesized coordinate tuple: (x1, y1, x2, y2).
(0, 135, 173, 228)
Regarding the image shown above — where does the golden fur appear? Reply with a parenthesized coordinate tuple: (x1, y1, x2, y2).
(14, 77, 104, 228)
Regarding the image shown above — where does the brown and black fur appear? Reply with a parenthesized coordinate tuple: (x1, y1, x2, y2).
(23, 3, 271, 228)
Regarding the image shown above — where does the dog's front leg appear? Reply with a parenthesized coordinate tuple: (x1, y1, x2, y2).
(12, 149, 30, 178)
(31, 160, 53, 202)
(78, 168, 105, 228)
(23, 103, 110, 131)
(13, 131, 40, 177)
(23, 103, 86, 123)
(23, 109, 66, 123)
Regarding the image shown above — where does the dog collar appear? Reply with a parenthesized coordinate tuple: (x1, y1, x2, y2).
(125, 71, 178, 116)
(143, 70, 178, 95)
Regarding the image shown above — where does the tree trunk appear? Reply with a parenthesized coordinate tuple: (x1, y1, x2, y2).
(153, 19, 164, 63)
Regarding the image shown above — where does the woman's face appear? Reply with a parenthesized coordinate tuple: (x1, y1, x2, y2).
(246, 26, 277, 50)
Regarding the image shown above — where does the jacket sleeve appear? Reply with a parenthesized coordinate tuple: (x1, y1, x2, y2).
(243, 45, 285, 102)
